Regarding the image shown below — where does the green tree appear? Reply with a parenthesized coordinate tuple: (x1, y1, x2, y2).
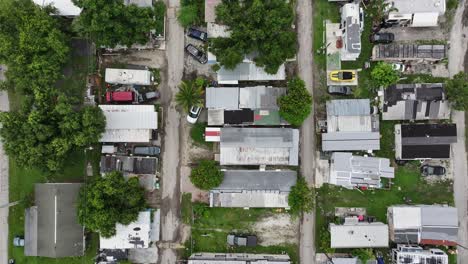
(78, 171, 147, 237)
(177, 5, 199, 27)
(0, 0, 69, 93)
(72, 0, 164, 48)
(210, 0, 296, 74)
(175, 80, 204, 112)
(445, 72, 468, 110)
(288, 176, 314, 217)
(278, 77, 312, 126)
(190, 160, 223, 190)
(371, 62, 399, 88)
(352, 249, 375, 263)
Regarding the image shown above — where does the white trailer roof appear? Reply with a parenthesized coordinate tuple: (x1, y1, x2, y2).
(100, 211, 152, 249)
(105, 68, 152, 85)
(330, 222, 389, 248)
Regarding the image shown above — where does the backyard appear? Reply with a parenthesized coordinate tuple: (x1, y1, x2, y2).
(182, 195, 299, 263)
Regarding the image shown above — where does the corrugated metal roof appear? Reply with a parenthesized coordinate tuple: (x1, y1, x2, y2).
(327, 99, 370, 116)
(205, 87, 240, 109)
(213, 170, 297, 192)
(322, 132, 380, 151)
(188, 253, 291, 264)
(208, 109, 224, 126)
(330, 222, 389, 248)
(330, 258, 360, 264)
(239, 86, 285, 109)
(217, 63, 286, 84)
(220, 128, 299, 165)
(421, 206, 458, 226)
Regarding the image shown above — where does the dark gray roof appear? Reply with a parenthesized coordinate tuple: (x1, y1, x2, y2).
(373, 44, 447, 60)
(213, 170, 297, 192)
(100, 155, 157, 175)
(25, 183, 84, 257)
(421, 227, 458, 243)
(394, 230, 420, 244)
(346, 17, 361, 54)
(221, 127, 296, 148)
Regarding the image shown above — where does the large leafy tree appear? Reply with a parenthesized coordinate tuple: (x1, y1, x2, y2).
(0, 94, 106, 171)
(445, 72, 468, 111)
(175, 79, 205, 112)
(288, 176, 314, 217)
(0, 0, 69, 93)
(73, 0, 163, 48)
(78, 171, 147, 237)
(190, 160, 223, 190)
(278, 77, 312, 126)
(371, 62, 399, 88)
(211, 0, 296, 74)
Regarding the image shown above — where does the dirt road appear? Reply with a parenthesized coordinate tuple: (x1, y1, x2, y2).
(0, 89, 9, 264)
(447, 1, 468, 263)
(158, 1, 185, 263)
(295, 0, 316, 263)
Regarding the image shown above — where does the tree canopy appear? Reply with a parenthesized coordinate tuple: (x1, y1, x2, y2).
(177, 0, 204, 27)
(72, 0, 164, 48)
(288, 176, 314, 217)
(278, 77, 313, 126)
(190, 160, 223, 190)
(0, 0, 69, 93)
(445, 72, 468, 111)
(78, 171, 147, 237)
(210, 0, 296, 74)
(371, 62, 399, 88)
(175, 79, 205, 112)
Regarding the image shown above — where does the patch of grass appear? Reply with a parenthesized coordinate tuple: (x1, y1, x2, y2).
(312, 0, 340, 70)
(190, 122, 213, 149)
(182, 193, 193, 224)
(154, 1, 167, 36)
(375, 120, 397, 160)
(8, 149, 100, 262)
(185, 204, 298, 263)
(316, 165, 454, 253)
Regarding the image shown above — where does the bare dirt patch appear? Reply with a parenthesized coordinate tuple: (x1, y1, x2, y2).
(252, 214, 299, 246)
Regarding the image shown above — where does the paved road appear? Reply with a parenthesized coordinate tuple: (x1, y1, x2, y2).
(158, 1, 185, 263)
(296, 0, 316, 263)
(0, 66, 10, 264)
(448, 0, 468, 263)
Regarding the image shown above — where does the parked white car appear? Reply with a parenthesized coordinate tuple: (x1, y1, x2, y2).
(187, 106, 202, 124)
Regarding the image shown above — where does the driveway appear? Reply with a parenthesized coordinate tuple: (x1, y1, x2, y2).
(447, 0, 468, 263)
(158, 0, 185, 263)
(296, 0, 316, 263)
(0, 66, 9, 264)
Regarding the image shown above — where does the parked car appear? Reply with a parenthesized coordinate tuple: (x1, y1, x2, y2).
(370, 32, 395, 44)
(186, 105, 202, 124)
(185, 44, 208, 64)
(133, 146, 161, 156)
(13, 236, 24, 247)
(227, 234, 257, 247)
(188, 27, 208, 42)
(138, 91, 161, 103)
(329, 70, 356, 82)
(328, 86, 353, 95)
(106, 91, 136, 103)
(420, 165, 446, 176)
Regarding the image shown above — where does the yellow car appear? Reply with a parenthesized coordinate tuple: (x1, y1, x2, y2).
(329, 70, 356, 82)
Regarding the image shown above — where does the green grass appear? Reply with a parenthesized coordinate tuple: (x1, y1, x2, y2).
(375, 120, 397, 160)
(182, 193, 193, 224)
(312, 0, 340, 70)
(190, 122, 213, 149)
(185, 204, 299, 263)
(8, 149, 100, 263)
(315, 165, 454, 253)
(154, 1, 167, 36)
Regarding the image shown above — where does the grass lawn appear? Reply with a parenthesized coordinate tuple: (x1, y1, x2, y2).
(184, 204, 299, 263)
(190, 122, 213, 149)
(182, 193, 193, 225)
(315, 164, 454, 253)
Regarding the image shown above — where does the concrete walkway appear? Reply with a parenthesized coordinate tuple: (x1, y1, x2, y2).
(0, 88, 10, 264)
(296, 0, 316, 263)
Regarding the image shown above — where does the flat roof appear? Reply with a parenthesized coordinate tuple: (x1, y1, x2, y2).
(100, 211, 152, 249)
(33, 0, 81, 16)
(330, 222, 389, 248)
(105, 68, 152, 85)
(188, 253, 291, 264)
(239, 86, 285, 109)
(322, 132, 380, 151)
(206, 87, 240, 109)
(386, 0, 446, 15)
(217, 63, 286, 84)
(220, 128, 299, 165)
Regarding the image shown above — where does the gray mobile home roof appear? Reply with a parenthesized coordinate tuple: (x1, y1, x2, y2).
(239, 86, 285, 109)
(217, 63, 286, 84)
(372, 44, 447, 61)
(382, 83, 450, 120)
(330, 258, 361, 264)
(210, 170, 297, 208)
(220, 128, 299, 165)
(322, 132, 380, 151)
(25, 183, 84, 257)
(100, 155, 157, 175)
(330, 222, 389, 248)
(327, 99, 370, 116)
(330, 152, 394, 188)
(205, 87, 240, 109)
(345, 19, 361, 54)
(188, 253, 291, 264)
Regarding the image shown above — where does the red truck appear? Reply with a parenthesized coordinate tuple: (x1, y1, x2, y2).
(105, 91, 136, 103)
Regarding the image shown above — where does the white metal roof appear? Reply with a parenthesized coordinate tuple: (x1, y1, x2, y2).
(217, 63, 286, 85)
(33, 0, 81, 16)
(105, 68, 152, 85)
(330, 222, 389, 248)
(390, 206, 422, 229)
(386, 0, 446, 15)
(99, 105, 157, 143)
(100, 211, 151, 249)
(205, 87, 240, 109)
